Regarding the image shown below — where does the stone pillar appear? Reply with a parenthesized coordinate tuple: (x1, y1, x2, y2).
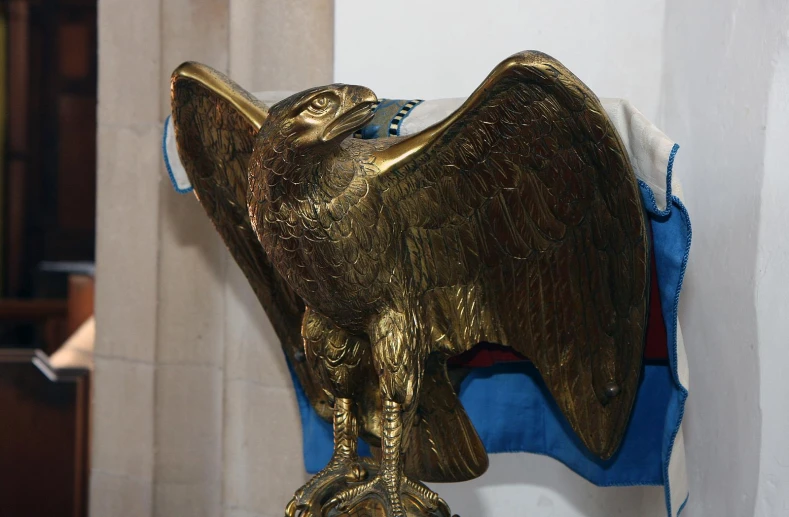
(92, 2, 333, 516)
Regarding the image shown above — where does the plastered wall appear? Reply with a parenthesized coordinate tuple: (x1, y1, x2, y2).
(93, 2, 333, 516)
(661, 1, 789, 516)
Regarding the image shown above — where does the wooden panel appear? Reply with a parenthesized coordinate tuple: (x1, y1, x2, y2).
(5, 1, 30, 296)
(3, 0, 98, 296)
(57, 95, 96, 232)
(0, 13, 6, 295)
(0, 299, 68, 320)
(58, 22, 90, 80)
(0, 299, 69, 353)
(0, 349, 90, 517)
(5, 161, 27, 295)
(66, 275, 94, 336)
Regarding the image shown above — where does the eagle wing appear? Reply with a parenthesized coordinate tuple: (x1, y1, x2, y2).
(378, 51, 649, 459)
(170, 63, 331, 421)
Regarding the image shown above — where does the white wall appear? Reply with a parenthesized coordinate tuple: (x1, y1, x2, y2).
(335, 0, 666, 121)
(660, 1, 789, 516)
(93, 2, 333, 516)
(755, 41, 789, 517)
(335, 2, 668, 516)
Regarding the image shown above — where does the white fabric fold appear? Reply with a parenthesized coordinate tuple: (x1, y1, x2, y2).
(163, 94, 678, 212)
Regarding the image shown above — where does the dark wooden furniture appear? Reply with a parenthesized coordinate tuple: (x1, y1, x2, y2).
(0, 273, 93, 517)
(4, 0, 97, 297)
(0, 298, 68, 353)
(1, 2, 98, 509)
(0, 347, 91, 517)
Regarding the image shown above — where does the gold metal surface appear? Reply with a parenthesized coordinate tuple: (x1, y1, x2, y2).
(170, 51, 649, 517)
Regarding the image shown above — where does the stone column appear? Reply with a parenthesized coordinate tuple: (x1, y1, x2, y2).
(92, 2, 333, 516)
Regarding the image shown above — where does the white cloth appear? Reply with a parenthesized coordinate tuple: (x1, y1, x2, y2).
(164, 95, 682, 212)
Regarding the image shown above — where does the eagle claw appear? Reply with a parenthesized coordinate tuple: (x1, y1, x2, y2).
(323, 472, 450, 517)
(285, 458, 372, 517)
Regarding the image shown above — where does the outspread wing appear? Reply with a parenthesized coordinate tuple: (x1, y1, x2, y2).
(380, 51, 649, 459)
(170, 62, 331, 421)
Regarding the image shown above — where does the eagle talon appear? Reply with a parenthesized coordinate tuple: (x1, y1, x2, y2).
(285, 496, 305, 517)
(286, 457, 372, 517)
(323, 472, 448, 517)
(326, 474, 404, 516)
(402, 478, 442, 511)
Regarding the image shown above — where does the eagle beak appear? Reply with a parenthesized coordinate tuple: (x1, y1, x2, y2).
(321, 87, 377, 142)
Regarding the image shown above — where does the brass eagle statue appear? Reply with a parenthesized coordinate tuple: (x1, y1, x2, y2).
(170, 51, 649, 517)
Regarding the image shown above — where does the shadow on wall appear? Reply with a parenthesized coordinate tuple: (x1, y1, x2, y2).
(431, 454, 665, 517)
(658, 1, 789, 516)
(754, 41, 789, 517)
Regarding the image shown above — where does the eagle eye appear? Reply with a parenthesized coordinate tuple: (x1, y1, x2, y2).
(307, 95, 331, 114)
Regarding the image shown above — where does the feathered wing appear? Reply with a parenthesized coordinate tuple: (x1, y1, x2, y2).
(402, 355, 488, 482)
(380, 51, 649, 459)
(170, 62, 331, 421)
(171, 63, 488, 482)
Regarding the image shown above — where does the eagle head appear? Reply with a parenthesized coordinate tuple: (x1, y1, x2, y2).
(261, 84, 377, 151)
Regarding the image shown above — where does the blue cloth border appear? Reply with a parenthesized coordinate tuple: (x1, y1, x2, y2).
(650, 143, 691, 517)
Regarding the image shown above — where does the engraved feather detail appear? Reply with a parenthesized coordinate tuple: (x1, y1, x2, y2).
(170, 50, 649, 504)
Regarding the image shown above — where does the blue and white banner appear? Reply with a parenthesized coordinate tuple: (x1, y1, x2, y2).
(163, 95, 691, 517)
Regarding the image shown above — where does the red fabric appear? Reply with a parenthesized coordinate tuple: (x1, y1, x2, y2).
(449, 252, 668, 368)
(448, 342, 525, 368)
(643, 250, 668, 360)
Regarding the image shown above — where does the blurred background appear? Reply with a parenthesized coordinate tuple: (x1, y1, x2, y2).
(0, 0, 95, 348)
(1, 1, 788, 517)
(1, 1, 96, 516)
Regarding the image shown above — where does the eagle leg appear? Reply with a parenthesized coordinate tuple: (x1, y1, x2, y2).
(325, 400, 450, 517)
(286, 398, 374, 517)
(323, 307, 452, 517)
(287, 309, 375, 517)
